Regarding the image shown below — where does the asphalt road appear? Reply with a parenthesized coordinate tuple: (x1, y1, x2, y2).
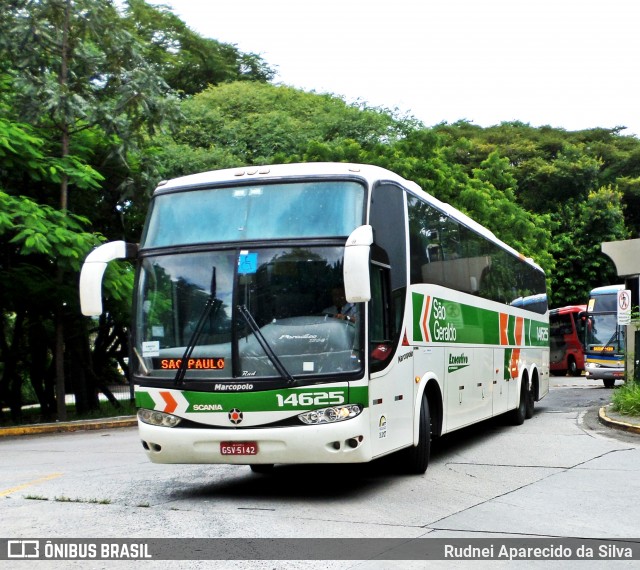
(1, 375, 639, 568)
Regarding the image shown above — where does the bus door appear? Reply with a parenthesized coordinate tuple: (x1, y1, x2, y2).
(369, 348, 415, 456)
(492, 348, 509, 416)
(368, 264, 414, 456)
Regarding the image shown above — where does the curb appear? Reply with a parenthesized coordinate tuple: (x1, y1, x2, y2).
(0, 416, 137, 438)
(598, 406, 640, 435)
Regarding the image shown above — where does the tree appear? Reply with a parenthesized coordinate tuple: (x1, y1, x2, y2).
(1, 0, 176, 419)
(0, 115, 105, 420)
(551, 186, 628, 306)
(151, 81, 419, 178)
(124, 0, 275, 96)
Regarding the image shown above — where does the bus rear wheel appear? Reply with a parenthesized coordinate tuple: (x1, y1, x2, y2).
(525, 377, 535, 419)
(404, 395, 431, 474)
(509, 375, 528, 425)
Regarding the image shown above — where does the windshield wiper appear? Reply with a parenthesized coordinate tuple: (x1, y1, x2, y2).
(601, 330, 620, 351)
(237, 304, 296, 387)
(175, 267, 221, 386)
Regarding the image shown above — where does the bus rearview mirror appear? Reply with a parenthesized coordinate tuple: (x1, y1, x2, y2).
(344, 225, 373, 303)
(79, 241, 138, 316)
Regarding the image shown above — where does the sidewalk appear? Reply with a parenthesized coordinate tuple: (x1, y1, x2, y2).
(0, 415, 137, 438)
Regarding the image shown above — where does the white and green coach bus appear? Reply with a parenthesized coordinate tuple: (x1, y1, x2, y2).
(80, 163, 549, 474)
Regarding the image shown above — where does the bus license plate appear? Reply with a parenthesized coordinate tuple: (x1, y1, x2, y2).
(220, 442, 258, 455)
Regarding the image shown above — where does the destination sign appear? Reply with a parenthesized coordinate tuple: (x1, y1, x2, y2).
(152, 358, 225, 370)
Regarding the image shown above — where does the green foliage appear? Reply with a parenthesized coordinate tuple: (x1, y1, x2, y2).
(4, 0, 640, 425)
(0, 192, 96, 269)
(551, 186, 628, 305)
(432, 121, 640, 306)
(611, 381, 640, 417)
(125, 0, 275, 95)
(149, 81, 419, 179)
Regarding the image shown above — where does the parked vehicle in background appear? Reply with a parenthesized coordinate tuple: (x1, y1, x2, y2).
(549, 305, 586, 376)
(584, 285, 625, 388)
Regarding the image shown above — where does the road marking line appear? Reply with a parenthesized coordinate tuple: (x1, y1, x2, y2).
(0, 473, 63, 497)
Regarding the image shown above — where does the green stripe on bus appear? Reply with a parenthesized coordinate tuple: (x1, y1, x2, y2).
(415, 295, 547, 347)
(412, 292, 424, 342)
(135, 391, 154, 409)
(428, 297, 501, 345)
(136, 385, 369, 413)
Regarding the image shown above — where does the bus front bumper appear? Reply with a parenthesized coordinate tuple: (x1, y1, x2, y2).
(585, 364, 625, 381)
(137, 410, 373, 465)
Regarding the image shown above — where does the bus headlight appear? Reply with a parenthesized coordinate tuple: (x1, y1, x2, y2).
(137, 408, 182, 428)
(298, 405, 362, 425)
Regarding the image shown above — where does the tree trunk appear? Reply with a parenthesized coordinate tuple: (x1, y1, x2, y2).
(5, 310, 26, 423)
(28, 317, 55, 420)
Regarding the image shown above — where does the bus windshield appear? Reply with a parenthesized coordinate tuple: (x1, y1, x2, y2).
(585, 313, 624, 351)
(585, 288, 625, 352)
(135, 246, 363, 381)
(142, 181, 365, 247)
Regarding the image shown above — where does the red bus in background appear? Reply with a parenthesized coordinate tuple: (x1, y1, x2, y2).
(549, 305, 587, 376)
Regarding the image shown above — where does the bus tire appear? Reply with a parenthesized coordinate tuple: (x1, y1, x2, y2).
(404, 395, 431, 474)
(250, 464, 274, 474)
(509, 376, 527, 426)
(525, 377, 535, 419)
(568, 357, 578, 377)
(603, 378, 615, 388)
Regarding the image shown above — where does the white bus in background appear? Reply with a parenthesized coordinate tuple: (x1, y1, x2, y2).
(80, 163, 549, 474)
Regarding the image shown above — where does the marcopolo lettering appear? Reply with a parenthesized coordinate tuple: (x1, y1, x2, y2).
(214, 383, 254, 391)
(397, 351, 413, 363)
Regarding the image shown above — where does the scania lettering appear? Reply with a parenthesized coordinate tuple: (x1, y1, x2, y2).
(80, 163, 549, 474)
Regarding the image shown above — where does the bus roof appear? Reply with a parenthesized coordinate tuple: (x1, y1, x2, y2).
(589, 284, 624, 296)
(549, 305, 586, 315)
(154, 162, 543, 274)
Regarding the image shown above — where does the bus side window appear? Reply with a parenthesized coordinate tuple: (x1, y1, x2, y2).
(368, 183, 407, 370)
(370, 263, 394, 370)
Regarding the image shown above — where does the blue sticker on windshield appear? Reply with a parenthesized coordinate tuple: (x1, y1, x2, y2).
(238, 252, 258, 274)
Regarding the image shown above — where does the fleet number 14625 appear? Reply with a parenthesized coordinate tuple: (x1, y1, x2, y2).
(276, 391, 345, 407)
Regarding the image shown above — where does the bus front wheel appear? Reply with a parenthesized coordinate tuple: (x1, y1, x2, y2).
(568, 357, 578, 376)
(404, 395, 431, 474)
(603, 378, 615, 388)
